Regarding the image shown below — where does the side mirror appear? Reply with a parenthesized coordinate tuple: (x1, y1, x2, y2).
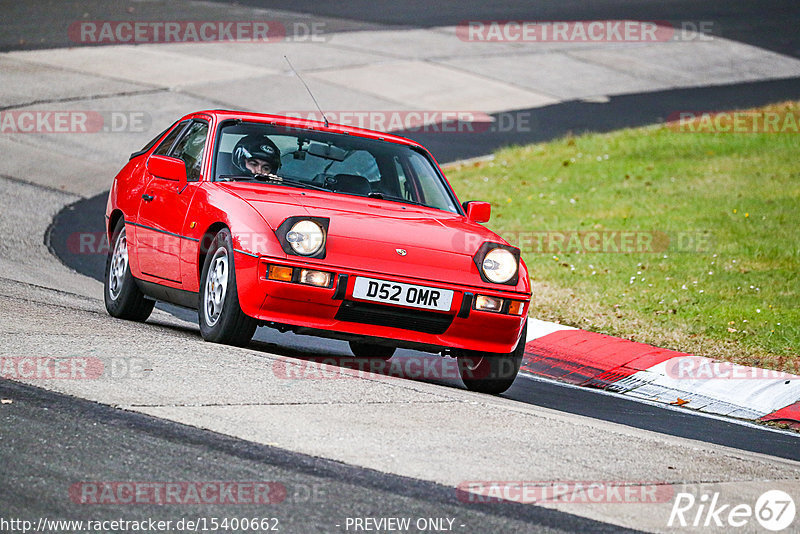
(146, 155, 187, 191)
(463, 201, 491, 223)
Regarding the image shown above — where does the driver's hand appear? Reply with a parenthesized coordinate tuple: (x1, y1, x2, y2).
(254, 172, 282, 182)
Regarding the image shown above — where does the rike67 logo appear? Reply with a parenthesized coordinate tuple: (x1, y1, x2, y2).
(669, 490, 795, 531)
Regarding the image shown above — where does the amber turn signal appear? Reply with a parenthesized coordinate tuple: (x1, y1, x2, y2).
(268, 265, 294, 282)
(508, 300, 525, 316)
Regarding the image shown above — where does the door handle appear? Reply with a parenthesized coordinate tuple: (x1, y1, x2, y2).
(142, 194, 154, 202)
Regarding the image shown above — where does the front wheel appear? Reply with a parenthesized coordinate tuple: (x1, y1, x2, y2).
(198, 228, 257, 347)
(104, 219, 154, 322)
(457, 323, 527, 395)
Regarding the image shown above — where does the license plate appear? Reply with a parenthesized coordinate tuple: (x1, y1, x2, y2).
(352, 277, 453, 312)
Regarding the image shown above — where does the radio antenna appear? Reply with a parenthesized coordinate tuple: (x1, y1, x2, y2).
(284, 55, 329, 128)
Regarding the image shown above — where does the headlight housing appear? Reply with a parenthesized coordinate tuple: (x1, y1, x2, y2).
(482, 248, 517, 283)
(275, 216, 329, 259)
(286, 220, 325, 255)
(473, 242, 520, 285)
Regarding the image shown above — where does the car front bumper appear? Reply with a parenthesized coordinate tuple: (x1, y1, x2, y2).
(234, 253, 530, 354)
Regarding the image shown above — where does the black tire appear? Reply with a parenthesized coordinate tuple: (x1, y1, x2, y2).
(104, 219, 155, 322)
(348, 340, 396, 360)
(457, 323, 527, 395)
(198, 228, 257, 347)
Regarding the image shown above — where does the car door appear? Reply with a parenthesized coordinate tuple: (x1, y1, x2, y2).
(136, 120, 209, 285)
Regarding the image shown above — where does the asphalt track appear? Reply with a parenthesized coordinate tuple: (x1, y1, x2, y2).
(0, 379, 631, 533)
(398, 77, 800, 163)
(215, 0, 800, 59)
(4, 0, 798, 59)
(3, 0, 800, 163)
(47, 192, 800, 462)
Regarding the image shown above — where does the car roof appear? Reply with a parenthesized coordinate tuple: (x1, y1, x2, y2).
(190, 110, 426, 150)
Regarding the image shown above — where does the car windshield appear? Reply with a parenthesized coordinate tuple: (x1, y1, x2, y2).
(214, 121, 461, 214)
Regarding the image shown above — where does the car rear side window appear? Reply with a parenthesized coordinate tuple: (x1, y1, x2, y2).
(129, 122, 177, 160)
(153, 121, 189, 156)
(169, 121, 209, 182)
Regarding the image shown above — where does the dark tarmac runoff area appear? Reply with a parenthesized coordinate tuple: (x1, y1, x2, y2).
(0, 379, 632, 533)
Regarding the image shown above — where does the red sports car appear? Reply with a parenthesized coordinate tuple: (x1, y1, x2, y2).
(104, 110, 530, 394)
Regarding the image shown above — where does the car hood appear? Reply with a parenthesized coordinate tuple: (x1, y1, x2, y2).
(218, 183, 517, 288)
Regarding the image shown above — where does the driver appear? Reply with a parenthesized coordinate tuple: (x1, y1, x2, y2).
(231, 135, 282, 177)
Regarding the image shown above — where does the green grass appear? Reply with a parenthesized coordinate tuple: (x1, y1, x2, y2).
(446, 101, 799, 371)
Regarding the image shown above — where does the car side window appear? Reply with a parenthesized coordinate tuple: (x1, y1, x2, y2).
(129, 122, 177, 160)
(168, 121, 209, 182)
(153, 121, 188, 156)
(408, 151, 457, 213)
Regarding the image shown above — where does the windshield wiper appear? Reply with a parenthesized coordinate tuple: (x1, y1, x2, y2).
(218, 174, 329, 192)
(367, 192, 426, 206)
(257, 174, 330, 191)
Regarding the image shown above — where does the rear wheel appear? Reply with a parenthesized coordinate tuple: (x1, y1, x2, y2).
(348, 341, 396, 360)
(104, 219, 154, 321)
(457, 323, 526, 395)
(198, 228, 257, 347)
